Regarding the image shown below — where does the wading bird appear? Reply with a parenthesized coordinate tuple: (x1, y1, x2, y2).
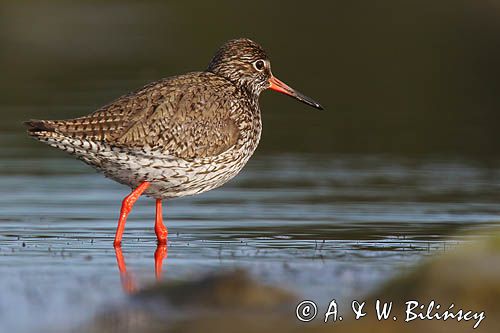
(25, 38, 323, 246)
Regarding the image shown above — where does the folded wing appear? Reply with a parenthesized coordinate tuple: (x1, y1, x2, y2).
(25, 73, 240, 160)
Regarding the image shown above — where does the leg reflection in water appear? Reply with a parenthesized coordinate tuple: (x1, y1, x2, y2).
(154, 244, 168, 280)
(114, 243, 168, 294)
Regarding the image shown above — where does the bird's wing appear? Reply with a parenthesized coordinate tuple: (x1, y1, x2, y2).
(34, 73, 241, 160)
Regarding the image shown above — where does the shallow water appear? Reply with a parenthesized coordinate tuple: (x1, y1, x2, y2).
(0, 154, 499, 332)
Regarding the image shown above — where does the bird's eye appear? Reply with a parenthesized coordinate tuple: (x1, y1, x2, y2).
(253, 60, 265, 71)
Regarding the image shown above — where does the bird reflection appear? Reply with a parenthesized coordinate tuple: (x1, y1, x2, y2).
(114, 243, 168, 293)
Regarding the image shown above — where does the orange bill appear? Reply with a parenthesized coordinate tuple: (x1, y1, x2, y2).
(269, 76, 323, 110)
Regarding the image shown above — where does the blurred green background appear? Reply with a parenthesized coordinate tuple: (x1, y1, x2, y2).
(1, 0, 499, 158)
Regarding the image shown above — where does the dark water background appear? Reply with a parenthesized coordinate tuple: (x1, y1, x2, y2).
(0, 1, 499, 332)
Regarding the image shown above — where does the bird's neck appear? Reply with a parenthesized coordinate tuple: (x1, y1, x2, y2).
(240, 94, 262, 153)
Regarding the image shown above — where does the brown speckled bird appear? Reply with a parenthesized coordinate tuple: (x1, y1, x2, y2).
(25, 38, 323, 246)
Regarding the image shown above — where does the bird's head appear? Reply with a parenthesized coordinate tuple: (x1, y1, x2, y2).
(207, 38, 323, 110)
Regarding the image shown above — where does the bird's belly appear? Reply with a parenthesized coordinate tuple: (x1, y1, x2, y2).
(89, 145, 250, 199)
(144, 162, 244, 199)
(38, 135, 256, 200)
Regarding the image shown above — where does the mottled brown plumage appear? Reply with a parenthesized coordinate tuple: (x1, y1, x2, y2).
(24, 38, 322, 244)
(28, 73, 243, 160)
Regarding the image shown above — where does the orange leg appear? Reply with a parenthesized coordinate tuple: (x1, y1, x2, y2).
(113, 181, 151, 246)
(154, 243, 168, 280)
(155, 199, 168, 244)
(114, 246, 137, 293)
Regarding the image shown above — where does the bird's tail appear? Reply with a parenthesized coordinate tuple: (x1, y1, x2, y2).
(24, 119, 58, 138)
(24, 119, 104, 166)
